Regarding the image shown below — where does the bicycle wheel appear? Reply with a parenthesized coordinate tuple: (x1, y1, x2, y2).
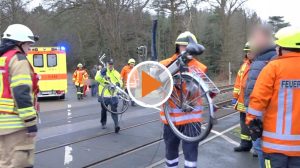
(101, 84, 130, 114)
(163, 73, 214, 142)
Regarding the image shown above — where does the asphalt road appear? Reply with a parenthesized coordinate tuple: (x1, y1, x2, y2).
(34, 83, 258, 168)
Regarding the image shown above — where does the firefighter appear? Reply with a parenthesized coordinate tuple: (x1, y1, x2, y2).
(95, 59, 123, 133)
(160, 31, 207, 168)
(72, 63, 88, 100)
(233, 42, 255, 152)
(121, 58, 139, 106)
(0, 24, 39, 168)
(246, 26, 300, 168)
(244, 25, 277, 168)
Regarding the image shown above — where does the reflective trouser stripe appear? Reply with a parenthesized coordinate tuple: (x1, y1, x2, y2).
(240, 134, 251, 141)
(184, 160, 197, 168)
(166, 158, 178, 168)
(265, 159, 271, 168)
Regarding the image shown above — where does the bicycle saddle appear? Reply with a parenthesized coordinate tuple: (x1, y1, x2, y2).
(186, 36, 205, 56)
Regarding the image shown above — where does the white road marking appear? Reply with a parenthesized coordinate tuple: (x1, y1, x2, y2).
(210, 129, 239, 146)
(64, 146, 73, 166)
(146, 123, 239, 168)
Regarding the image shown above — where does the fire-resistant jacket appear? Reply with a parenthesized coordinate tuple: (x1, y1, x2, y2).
(160, 54, 207, 125)
(247, 52, 300, 156)
(121, 65, 139, 88)
(0, 50, 38, 134)
(233, 58, 251, 112)
(72, 69, 88, 87)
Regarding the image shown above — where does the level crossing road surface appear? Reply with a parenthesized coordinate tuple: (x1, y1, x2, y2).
(35, 83, 258, 168)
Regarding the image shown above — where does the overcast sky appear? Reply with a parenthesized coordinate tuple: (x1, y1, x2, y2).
(29, 0, 299, 27)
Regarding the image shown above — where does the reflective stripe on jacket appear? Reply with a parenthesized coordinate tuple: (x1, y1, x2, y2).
(247, 52, 300, 156)
(160, 54, 207, 125)
(0, 50, 38, 130)
(233, 59, 251, 112)
(73, 69, 88, 86)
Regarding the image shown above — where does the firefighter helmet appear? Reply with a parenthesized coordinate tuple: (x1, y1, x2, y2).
(77, 63, 83, 68)
(128, 58, 136, 64)
(275, 26, 300, 49)
(244, 42, 251, 51)
(2, 24, 38, 43)
(175, 31, 198, 46)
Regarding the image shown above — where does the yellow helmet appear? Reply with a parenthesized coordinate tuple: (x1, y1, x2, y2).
(128, 58, 136, 64)
(244, 41, 251, 51)
(275, 26, 300, 49)
(175, 31, 198, 46)
(77, 63, 83, 68)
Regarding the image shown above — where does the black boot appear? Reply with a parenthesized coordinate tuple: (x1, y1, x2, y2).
(115, 126, 120, 133)
(234, 146, 251, 152)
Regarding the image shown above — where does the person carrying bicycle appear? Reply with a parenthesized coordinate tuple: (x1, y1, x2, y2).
(160, 31, 207, 168)
(95, 59, 123, 133)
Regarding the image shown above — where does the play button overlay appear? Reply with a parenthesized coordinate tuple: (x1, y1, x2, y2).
(127, 61, 173, 108)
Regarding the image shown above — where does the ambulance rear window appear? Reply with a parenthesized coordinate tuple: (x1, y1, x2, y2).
(47, 54, 57, 67)
(33, 54, 43, 67)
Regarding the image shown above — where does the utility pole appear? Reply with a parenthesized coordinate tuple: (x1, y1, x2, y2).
(229, 62, 232, 85)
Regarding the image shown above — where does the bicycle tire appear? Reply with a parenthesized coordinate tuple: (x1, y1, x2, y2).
(101, 84, 130, 114)
(164, 73, 214, 142)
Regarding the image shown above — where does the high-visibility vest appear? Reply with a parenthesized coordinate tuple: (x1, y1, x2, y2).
(247, 52, 300, 156)
(160, 54, 207, 125)
(233, 59, 251, 112)
(73, 69, 88, 86)
(0, 50, 39, 129)
(121, 65, 138, 88)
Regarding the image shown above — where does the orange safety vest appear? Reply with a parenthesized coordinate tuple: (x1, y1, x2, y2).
(121, 65, 138, 88)
(73, 69, 88, 87)
(160, 54, 207, 125)
(233, 58, 251, 112)
(247, 52, 300, 156)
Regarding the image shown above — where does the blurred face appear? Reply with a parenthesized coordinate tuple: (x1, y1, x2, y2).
(249, 29, 272, 51)
(179, 45, 187, 53)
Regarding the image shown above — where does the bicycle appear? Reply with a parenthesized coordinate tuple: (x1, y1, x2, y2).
(162, 38, 220, 142)
(98, 54, 131, 115)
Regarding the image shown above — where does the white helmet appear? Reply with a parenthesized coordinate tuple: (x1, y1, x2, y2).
(2, 24, 38, 43)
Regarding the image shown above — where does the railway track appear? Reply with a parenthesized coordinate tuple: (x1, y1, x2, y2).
(39, 84, 234, 127)
(83, 106, 237, 168)
(35, 98, 234, 154)
(36, 84, 235, 167)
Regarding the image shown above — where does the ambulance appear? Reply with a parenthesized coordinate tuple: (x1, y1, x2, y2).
(27, 47, 67, 99)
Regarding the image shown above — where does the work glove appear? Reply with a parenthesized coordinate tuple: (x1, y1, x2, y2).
(231, 99, 237, 106)
(248, 119, 263, 141)
(101, 68, 107, 76)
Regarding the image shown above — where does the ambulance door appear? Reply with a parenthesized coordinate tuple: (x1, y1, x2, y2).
(32, 54, 45, 74)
